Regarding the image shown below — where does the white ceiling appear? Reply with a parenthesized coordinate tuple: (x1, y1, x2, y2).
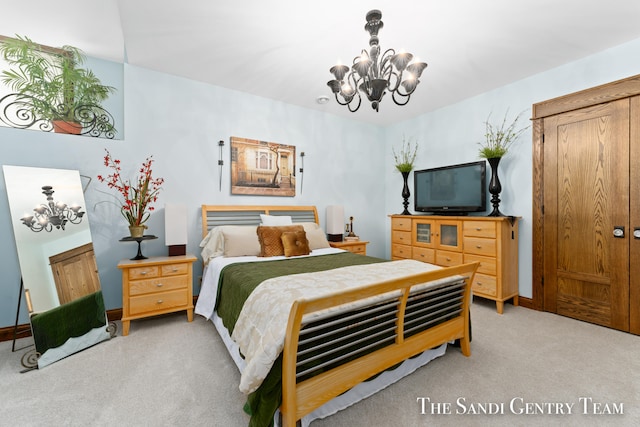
(3, 0, 640, 125)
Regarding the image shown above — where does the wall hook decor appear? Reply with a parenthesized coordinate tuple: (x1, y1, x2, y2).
(299, 151, 305, 195)
(218, 140, 224, 192)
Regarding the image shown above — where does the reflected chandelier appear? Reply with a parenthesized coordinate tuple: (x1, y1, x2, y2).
(21, 186, 85, 232)
(327, 9, 428, 112)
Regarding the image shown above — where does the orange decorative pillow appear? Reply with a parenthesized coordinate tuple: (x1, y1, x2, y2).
(281, 230, 311, 257)
(256, 225, 304, 257)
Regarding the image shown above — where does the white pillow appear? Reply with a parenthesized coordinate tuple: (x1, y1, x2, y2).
(306, 227, 331, 250)
(222, 226, 261, 257)
(260, 214, 292, 226)
(200, 227, 225, 263)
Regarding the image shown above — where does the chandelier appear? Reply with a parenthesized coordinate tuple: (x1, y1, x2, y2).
(20, 186, 85, 232)
(327, 10, 428, 112)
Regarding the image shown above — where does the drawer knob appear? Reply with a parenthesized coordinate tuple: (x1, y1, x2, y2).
(172, 268, 178, 272)
(156, 283, 164, 287)
(157, 299, 164, 304)
(476, 227, 482, 231)
(140, 271, 147, 275)
(446, 257, 451, 261)
(476, 245, 482, 249)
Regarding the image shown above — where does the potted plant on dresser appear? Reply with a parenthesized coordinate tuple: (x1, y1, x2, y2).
(0, 35, 116, 136)
(478, 109, 530, 216)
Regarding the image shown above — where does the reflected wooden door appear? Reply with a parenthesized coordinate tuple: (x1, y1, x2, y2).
(543, 99, 630, 330)
(49, 242, 101, 305)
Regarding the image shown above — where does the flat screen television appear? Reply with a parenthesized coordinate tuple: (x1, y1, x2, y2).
(413, 160, 487, 214)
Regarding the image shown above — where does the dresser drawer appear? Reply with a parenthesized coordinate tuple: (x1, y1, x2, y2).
(472, 273, 497, 297)
(392, 243, 412, 259)
(392, 230, 412, 245)
(128, 289, 189, 315)
(464, 221, 497, 238)
(464, 253, 497, 276)
(464, 236, 496, 257)
(392, 217, 412, 231)
(436, 250, 463, 267)
(412, 247, 435, 264)
(161, 262, 190, 276)
(129, 276, 188, 296)
(128, 265, 160, 280)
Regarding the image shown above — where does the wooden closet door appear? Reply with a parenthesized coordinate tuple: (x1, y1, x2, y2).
(630, 96, 640, 334)
(543, 99, 630, 330)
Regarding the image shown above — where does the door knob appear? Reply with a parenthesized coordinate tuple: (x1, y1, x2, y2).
(613, 226, 625, 238)
(634, 228, 640, 239)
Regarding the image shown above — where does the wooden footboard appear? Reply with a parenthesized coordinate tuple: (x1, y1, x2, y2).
(281, 262, 478, 426)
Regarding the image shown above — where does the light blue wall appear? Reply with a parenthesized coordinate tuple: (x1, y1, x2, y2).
(0, 63, 386, 327)
(2, 37, 640, 327)
(385, 37, 640, 298)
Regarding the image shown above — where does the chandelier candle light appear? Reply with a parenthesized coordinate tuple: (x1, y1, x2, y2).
(21, 186, 85, 232)
(327, 10, 428, 112)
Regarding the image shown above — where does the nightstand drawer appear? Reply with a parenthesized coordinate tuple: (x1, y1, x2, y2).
(161, 263, 190, 276)
(129, 276, 188, 296)
(347, 244, 366, 254)
(128, 265, 160, 280)
(129, 290, 189, 315)
(463, 237, 496, 257)
(472, 273, 497, 297)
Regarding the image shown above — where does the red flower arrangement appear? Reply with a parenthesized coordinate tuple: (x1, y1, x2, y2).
(97, 149, 164, 227)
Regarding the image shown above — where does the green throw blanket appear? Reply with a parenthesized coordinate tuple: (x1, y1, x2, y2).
(216, 252, 388, 427)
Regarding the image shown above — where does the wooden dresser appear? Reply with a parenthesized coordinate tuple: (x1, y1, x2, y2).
(118, 254, 197, 335)
(390, 215, 519, 314)
(329, 240, 369, 255)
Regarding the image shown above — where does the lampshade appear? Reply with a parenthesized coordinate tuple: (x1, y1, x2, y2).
(326, 205, 344, 242)
(165, 203, 187, 256)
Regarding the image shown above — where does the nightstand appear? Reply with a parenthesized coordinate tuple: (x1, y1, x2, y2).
(329, 240, 369, 255)
(117, 254, 197, 336)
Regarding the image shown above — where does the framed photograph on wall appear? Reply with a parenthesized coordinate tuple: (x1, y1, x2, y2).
(230, 136, 296, 197)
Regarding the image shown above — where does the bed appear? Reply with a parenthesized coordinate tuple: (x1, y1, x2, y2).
(195, 205, 478, 427)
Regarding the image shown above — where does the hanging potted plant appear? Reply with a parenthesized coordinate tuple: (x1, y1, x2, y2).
(478, 109, 530, 216)
(0, 35, 116, 135)
(392, 136, 418, 215)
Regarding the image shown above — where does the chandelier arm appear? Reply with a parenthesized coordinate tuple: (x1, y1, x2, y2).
(391, 90, 412, 106)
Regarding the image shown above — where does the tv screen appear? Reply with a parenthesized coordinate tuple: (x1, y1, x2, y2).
(413, 161, 486, 214)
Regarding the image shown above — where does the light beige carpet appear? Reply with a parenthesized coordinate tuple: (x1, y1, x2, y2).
(1, 298, 638, 426)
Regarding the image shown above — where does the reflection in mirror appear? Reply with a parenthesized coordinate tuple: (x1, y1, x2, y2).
(3, 165, 114, 370)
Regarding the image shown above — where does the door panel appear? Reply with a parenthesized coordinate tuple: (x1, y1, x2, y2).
(543, 99, 630, 330)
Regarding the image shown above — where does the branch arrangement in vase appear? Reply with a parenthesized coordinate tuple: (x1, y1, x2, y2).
(478, 109, 530, 159)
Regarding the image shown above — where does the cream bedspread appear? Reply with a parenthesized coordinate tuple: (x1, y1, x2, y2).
(232, 259, 445, 394)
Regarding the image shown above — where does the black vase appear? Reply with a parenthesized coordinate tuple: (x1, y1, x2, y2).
(401, 171, 411, 215)
(487, 157, 503, 217)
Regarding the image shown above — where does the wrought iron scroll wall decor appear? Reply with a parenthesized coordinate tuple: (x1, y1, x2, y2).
(0, 93, 117, 138)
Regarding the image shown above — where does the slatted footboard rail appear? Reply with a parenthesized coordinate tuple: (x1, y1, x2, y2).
(281, 262, 479, 426)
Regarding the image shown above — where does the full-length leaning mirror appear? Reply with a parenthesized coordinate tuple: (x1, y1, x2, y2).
(3, 165, 114, 370)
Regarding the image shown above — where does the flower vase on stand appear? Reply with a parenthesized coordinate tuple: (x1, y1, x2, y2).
(487, 157, 503, 217)
(128, 225, 145, 238)
(401, 171, 411, 215)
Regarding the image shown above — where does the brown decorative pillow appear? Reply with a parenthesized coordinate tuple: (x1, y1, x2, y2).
(281, 230, 311, 257)
(256, 225, 304, 257)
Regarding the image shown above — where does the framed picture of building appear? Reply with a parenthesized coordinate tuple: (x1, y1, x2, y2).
(230, 136, 296, 197)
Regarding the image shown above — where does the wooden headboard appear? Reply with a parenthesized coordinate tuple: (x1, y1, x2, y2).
(201, 205, 319, 237)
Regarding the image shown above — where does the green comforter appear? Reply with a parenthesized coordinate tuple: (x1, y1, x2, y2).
(216, 252, 387, 427)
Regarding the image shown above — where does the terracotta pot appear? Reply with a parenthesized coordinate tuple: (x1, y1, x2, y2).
(128, 225, 145, 238)
(52, 120, 82, 135)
